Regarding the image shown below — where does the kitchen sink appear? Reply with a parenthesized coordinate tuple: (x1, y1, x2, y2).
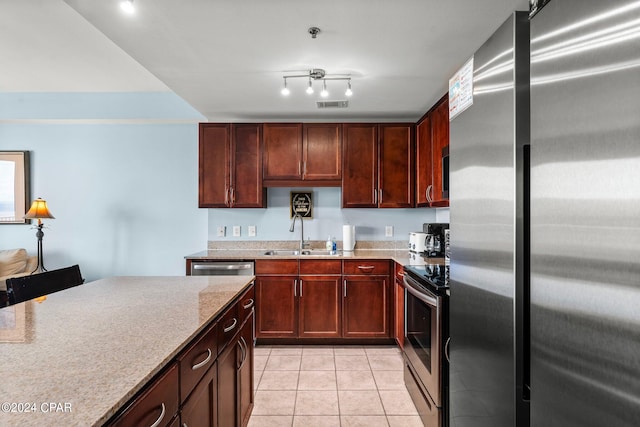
(263, 249, 341, 256)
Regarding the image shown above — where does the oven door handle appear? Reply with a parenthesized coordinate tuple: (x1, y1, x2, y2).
(403, 275, 438, 307)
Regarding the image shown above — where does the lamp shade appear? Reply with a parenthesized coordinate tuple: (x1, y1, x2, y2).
(24, 198, 55, 220)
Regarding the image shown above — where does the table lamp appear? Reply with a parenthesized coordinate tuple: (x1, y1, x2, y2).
(23, 198, 55, 274)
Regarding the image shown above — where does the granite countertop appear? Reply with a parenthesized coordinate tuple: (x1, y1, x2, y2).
(0, 276, 253, 427)
(186, 248, 445, 267)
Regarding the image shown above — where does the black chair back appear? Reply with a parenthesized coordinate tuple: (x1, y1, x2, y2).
(6, 265, 84, 305)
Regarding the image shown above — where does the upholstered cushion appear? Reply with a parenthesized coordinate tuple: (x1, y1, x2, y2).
(0, 249, 28, 277)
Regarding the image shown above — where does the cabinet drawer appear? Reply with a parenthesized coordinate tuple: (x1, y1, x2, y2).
(178, 323, 218, 403)
(239, 284, 255, 324)
(111, 363, 179, 427)
(343, 260, 390, 275)
(217, 302, 240, 354)
(300, 259, 342, 275)
(255, 259, 298, 275)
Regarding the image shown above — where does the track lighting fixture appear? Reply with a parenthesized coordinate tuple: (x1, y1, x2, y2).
(320, 81, 329, 98)
(281, 78, 290, 96)
(279, 68, 353, 100)
(120, 0, 135, 14)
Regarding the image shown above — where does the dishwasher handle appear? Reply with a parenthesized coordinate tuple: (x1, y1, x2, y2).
(192, 263, 253, 271)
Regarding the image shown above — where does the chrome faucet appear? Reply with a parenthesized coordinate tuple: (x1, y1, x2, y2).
(289, 213, 309, 251)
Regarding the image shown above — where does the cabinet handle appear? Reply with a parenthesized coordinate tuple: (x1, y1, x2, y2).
(299, 279, 303, 297)
(294, 279, 298, 297)
(303, 161, 307, 177)
(298, 161, 302, 176)
(225, 187, 229, 205)
(191, 348, 212, 371)
(379, 188, 383, 204)
(398, 271, 405, 277)
(426, 184, 433, 203)
(357, 265, 376, 271)
(243, 298, 254, 309)
(445, 337, 451, 363)
(224, 317, 238, 333)
(343, 279, 347, 297)
(149, 403, 165, 427)
(373, 188, 377, 204)
(230, 187, 235, 205)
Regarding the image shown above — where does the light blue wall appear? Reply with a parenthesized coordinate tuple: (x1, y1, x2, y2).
(208, 187, 450, 244)
(0, 93, 207, 281)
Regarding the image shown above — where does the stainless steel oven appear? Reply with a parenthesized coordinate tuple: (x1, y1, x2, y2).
(403, 266, 449, 427)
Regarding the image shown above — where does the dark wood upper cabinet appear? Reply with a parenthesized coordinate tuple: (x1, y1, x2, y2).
(415, 94, 449, 207)
(430, 97, 449, 207)
(263, 123, 303, 181)
(199, 124, 230, 208)
(342, 123, 378, 208)
(342, 123, 414, 208)
(416, 114, 433, 207)
(378, 124, 415, 208)
(199, 123, 265, 208)
(303, 123, 342, 181)
(263, 123, 341, 186)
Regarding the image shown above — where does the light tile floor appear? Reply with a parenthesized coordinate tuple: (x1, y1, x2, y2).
(248, 345, 423, 427)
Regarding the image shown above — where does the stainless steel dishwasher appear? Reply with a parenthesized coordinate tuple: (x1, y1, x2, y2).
(190, 260, 254, 276)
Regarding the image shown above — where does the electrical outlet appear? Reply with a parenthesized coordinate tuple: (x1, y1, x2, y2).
(248, 225, 256, 237)
(216, 226, 226, 237)
(385, 225, 394, 237)
(232, 225, 241, 237)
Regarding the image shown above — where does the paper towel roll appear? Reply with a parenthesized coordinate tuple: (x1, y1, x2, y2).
(343, 225, 356, 251)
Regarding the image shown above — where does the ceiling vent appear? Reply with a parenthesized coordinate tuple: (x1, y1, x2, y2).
(316, 100, 349, 109)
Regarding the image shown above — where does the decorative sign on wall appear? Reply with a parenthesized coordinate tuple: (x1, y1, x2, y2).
(290, 191, 313, 219)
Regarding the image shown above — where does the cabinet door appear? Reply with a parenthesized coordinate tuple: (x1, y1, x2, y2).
(231, 124, 265, 208)
(430, 97, 449, 206)
(342, 276, 390, 338)
(416, 115, 433, 207)
(263, 123, 303, 180)
(255, 276, 297, 338)
(181, 362, 217, 427)
(217, 335, 239, 427)
(298, 276, 341, 338)
(238, 315, 254, 427)
(199, 124, 231, 208)
(378, 124, 415, 208)
(342, 123, 378, 208)
(303, 123, 342, 181)
(394, 263, 405, 349)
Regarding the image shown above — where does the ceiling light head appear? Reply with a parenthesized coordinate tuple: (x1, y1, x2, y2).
(320, 81, 329, 98)
(120, 0, 135, 14)
(345, 81, 353, 97)
(308, 27, 321, 39)
(281, 78, 290, 96)
(306, 79, 314, 94)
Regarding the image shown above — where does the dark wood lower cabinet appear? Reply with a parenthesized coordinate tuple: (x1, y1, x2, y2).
(299, 276, 341, 338)
(343, 275, 390, 338)
(256, 275, 297, 337)
(238, 314, 254, 426)
(181, 362, 217, 427)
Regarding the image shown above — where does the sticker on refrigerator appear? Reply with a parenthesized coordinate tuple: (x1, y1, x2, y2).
(449, 56, 474, 120)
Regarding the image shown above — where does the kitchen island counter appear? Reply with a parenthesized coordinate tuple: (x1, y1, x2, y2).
(0, 275, 253, 426)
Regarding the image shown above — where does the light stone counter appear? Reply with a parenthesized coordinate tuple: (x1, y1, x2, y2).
(0, 276, 253, 427)
(186, 248, 445, 267)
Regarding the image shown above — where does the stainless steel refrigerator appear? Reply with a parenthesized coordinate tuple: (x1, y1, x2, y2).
(449, 1, 640, 426)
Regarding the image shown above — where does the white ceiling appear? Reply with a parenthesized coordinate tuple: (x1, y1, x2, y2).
(2, 0, 528, 121)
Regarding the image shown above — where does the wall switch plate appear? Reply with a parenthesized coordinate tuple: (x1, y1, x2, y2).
(248, 225, 256, 237)
(232, 225, 241, 237)
(216, 226, 226, 237)
(385, 225, 394, 237)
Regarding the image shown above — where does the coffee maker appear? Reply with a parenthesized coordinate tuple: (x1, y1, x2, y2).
(422, 223, 449, 257)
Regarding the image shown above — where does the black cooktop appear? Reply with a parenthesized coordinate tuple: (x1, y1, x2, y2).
(403, 263, 449, 292)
